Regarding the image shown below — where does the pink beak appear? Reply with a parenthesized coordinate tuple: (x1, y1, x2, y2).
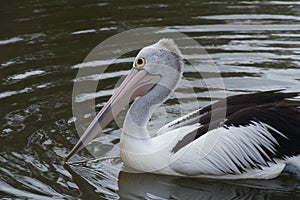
(63, 68, 161, 162)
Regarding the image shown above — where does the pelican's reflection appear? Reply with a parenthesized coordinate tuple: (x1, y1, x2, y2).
(118, 171, 299, 199)
(64, 159, 299, 200)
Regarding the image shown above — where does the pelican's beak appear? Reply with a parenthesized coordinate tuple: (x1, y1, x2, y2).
(63, 68, 161, 162)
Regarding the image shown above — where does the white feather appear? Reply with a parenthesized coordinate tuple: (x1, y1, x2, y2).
(157, 108, 203, 134)
(169, 122, 286, 178)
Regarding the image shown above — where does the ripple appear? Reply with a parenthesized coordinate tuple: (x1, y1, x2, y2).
(0, 87, 32, 100)
(165, 24, 300, 33)
(8, 70, 45, 80)
(194, 34, 268, 39)
(197, 14, 300, 21)
(252, 1, 300, 5)
(71, 29, 97, 35)
(72, 58, 133, 69)
(0, 185, 57, 200)
(75, 89, 114, 103)
(1, 61, 16, 67)
(73, 70, 128, 82)
(0, 37, 23, 45)
(99, 27, 118, 31)
(230, 39, 300, 46)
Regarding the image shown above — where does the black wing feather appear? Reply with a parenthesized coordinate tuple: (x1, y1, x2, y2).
(172, 90, 300, 159)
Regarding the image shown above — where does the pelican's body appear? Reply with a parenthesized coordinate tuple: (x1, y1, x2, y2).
(120, 89, 300, 179)
(65, 39, 300, 179)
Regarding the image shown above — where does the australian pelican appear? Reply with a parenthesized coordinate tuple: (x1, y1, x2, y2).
(64, 39, 300, 179)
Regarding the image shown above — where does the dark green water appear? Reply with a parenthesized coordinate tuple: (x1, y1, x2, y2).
(1, 0, 300, 199)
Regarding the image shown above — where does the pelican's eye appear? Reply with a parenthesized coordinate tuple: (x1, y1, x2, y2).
(135, 57, 145, 68)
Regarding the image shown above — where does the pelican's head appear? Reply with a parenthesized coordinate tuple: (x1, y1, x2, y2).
(64, 38, 183, 162)
(133, 38, 183, 89)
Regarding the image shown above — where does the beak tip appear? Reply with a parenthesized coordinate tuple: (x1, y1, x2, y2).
(63, 155, 69, 163)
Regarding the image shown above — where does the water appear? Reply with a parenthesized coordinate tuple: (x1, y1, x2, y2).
(1, 0, 300, 199)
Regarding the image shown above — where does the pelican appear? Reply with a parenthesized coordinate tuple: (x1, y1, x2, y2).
(64, 39, 300, 179)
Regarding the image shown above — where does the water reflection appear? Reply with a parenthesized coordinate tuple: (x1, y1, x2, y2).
(64, 164, 105, 200)
(65, 158, 300, 200)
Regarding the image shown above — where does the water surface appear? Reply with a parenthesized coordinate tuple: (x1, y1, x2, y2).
(1, 0, 300, 199)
